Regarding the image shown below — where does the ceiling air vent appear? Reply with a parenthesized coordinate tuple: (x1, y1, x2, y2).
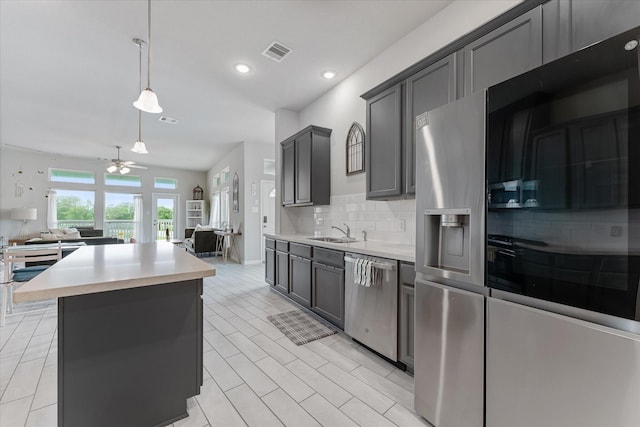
(159, 116, 178, 125)
(262, 41, 292, 63)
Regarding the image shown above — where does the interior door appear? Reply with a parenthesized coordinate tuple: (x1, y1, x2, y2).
(260, 180, 275, 262)
(152, 194, 179, 241)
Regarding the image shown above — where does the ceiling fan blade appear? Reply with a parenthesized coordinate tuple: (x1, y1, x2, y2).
(122, 160, 136, 165)
(128, 164, 148, 169)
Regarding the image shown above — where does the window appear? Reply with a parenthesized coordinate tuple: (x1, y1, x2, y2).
(105, 174, 142, 187)
(220, 187, 230, 227)
(210, 192, 220, 228)
(154, 177, 177, 190)
(214, 173, 220, 187)
(221, 167, 230, 185)
(49, 168, 95, 184)
(55, 189, 95, 228)
(104, 192, 137, 239)
(264, 159, 276, 176)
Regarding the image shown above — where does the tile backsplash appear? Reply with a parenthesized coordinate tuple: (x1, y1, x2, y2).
(289, 193, 416, 245)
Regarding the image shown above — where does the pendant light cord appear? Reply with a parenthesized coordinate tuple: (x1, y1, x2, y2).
(138, 42, 143, 141)
(147, 0, 151, 89)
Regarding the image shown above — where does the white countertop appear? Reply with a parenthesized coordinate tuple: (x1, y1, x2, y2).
(266, 233, 415, 263)
(14, 242, 216, 303)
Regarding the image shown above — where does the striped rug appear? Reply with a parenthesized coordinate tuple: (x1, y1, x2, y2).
(267, 309, 337, 345)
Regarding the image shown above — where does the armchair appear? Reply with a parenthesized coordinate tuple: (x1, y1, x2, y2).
(184, 228, 222, 257)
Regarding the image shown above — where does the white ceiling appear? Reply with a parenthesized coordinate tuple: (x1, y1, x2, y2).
(0, 0, 452, 171)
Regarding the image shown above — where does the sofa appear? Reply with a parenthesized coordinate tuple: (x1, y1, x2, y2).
(25, 228, 124, 246)
(184, 227, 222, 257)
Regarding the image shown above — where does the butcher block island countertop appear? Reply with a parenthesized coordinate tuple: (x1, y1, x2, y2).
(13, 242, 216, 427)
(14, 241, 215, 302)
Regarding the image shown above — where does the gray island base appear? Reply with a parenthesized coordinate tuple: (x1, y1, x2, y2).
(14, 243, 215, 427)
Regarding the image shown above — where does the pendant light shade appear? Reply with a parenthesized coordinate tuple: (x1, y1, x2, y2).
(133, 0, 162, 114)
(120, 167, 131, 175)
(133, 88, 162, 113)
(131, 140, 148, 154)
(107, 165, 118, 173)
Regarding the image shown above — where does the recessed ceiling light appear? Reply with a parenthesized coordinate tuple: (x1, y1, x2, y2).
(322, 71, 336, 79)
(235, 64, 251, 73)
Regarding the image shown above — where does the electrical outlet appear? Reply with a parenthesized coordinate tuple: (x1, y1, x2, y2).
(610, 225, 622, 237)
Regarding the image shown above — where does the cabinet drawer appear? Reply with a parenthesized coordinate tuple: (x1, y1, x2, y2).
(313, 247, 344, 268)
(276, 240, 289, 252)
(400, 263, 416, 286)
(265, 238, 275, 250)
(290, 243, 312, 258)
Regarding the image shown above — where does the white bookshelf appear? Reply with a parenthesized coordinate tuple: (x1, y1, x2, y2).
(186, 200, 207, 229)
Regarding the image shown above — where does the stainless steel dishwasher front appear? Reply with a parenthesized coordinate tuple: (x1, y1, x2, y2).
(344, 253, 398, 361)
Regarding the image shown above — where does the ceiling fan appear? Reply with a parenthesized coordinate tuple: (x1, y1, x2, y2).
(107, 146, 148, 174)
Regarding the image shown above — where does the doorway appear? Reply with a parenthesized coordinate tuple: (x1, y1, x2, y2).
(260, 180, 275, 262)
(152, 194, 179, 241)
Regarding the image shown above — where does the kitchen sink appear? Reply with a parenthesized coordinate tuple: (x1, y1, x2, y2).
(307, 237, 358, 243)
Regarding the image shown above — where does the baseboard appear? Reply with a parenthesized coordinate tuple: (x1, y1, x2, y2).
(243, 260, 262, 265)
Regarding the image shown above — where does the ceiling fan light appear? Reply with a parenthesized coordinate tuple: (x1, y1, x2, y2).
(131, 140, 148, 154)
(133, 88, 163, 113)
(120, 167, 131, 175)
(107, 165, 118, 173)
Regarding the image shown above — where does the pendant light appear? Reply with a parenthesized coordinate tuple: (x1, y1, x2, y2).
(133, 0, 162, 113)
(131, 38, 149, 154)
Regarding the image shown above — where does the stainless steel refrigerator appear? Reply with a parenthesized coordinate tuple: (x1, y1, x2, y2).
(414, 91, 487, 427)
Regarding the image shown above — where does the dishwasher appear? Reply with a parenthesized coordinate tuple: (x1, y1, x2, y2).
(344, 253, 398, 361)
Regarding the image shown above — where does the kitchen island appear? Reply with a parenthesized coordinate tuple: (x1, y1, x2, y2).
(14, 242, 215, 427)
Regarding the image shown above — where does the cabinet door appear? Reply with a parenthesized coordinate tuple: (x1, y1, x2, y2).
(399, 263, 416, 370)
(275, 251, 289, 294)
(463, 7, 542, 95)
(571, 0, 640, 53)
(311, 262, 345, 329)
(404, 54, 457, 194)
(295, 131, 312, 205)
(399, 284, 415, 371)
(281, 139, 295, 206)
(265, 248, 275, 286)
(366, 84, 403, 199)
(290, 255, 312, 308)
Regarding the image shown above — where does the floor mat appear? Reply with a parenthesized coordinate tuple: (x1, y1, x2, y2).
(267, 309, 337, 345)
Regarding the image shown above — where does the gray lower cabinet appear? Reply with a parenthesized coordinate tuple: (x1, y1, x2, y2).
(463, 7, 542, 96)
(265, 248, 275, 286)
(281, 125, 332, 207)
(275, 249, 289, 295)
(366, 84, 403, 200)
(399, 263, 415, 371)
(265, 238, 275, 286)
(311, 248, 345, 329)
(404, 54, 457, 194)
(311, 262, 345, 329)
(289, 255, 312, 308)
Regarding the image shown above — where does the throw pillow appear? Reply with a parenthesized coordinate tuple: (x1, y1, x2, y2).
(62, 228, 79, 234)
(49, 228, 64, 235)
(41, 232, 59, 241)
(61, 231, 81, 239)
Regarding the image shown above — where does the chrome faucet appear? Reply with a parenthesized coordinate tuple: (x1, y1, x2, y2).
(332, 223, 350, 238)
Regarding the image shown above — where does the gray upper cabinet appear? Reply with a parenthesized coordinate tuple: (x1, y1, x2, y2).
(366, 84, 403, 200)
(281, 139, 295, 206)
(404, 54, 457, 194)
(570, 0, 640, 53)
(280, 125, 331, 207)
(463, 7, 542, 96)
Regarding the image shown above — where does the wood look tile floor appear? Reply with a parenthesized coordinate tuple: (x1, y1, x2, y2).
(0, 260, 430, 427)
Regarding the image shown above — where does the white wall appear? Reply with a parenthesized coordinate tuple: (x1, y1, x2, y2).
(206, 141, 276, 263)
(277, 0, 522, 244)
(0, 147, 207, 242)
